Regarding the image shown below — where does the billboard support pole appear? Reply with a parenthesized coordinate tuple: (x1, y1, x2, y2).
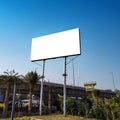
(39, 60, 45, 116)
(63, 57, 67, 117)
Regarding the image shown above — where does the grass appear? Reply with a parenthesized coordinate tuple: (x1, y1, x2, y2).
(0, 116, 29, 120)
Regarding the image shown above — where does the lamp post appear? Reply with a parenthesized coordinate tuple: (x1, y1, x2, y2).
(72, 60, 75, 86)
(110, 72, 115, 91)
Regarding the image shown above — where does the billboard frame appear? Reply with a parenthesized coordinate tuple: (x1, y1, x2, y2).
(31, 28, 81, 61)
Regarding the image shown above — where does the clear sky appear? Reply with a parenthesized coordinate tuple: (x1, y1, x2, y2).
(0, 0, 120, 91)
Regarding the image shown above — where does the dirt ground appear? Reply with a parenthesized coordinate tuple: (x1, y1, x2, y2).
(30, 114, 96, 120)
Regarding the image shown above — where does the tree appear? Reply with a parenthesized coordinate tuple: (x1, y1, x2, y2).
(0, 69, 22, 117)
(58, 95, 78, 115)
(24, 71, 40, 114)
(104, 90, 120, 120)
(47, 81, 56, 114)
(92, 89, 100, 105)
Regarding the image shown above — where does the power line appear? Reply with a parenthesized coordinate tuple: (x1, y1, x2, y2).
(66, 56, 79, 65)
(67, 55, 79, 86)
(33, 62, 42, 67)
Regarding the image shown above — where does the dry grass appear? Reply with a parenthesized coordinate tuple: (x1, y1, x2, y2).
(31, 114, 96, 120)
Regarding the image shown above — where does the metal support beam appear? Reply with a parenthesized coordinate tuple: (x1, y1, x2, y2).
(39, 60, 45, 116)
(63, 57, 67, 117)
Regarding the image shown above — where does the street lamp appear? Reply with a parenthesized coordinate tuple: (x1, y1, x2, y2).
(110, 72, 115, 91)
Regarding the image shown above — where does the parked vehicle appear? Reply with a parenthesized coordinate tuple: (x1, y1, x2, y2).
(18, 99, 39, 108)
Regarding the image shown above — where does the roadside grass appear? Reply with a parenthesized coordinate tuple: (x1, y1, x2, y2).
(0, 116, 29, 120)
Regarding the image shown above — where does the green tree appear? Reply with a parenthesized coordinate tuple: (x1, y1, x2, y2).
(104, 90, 120, 120)
(0, 70, 22, 117)
(66, 98, 78, 115)
(92, 89, 100, 118)
(24, 71, 40, 114)
(58, 95, 78, 115)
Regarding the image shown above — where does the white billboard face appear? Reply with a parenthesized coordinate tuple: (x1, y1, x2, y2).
(31, 28, 80, 61)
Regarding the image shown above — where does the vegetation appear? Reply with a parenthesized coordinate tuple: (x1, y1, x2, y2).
(47, 81, 56, 114)
(0, 116, 29, 120)
(0, 70, 22, 117)
(24, 71, 40, 114)
(58, 90, 120, 119)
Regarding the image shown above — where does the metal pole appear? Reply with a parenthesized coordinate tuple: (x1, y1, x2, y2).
(39, 60, 45, 116)
(72, 60, 75, 86)
(63, 57, 67, 117)
(11, 80, 16, 120)
(110, 72, 115, 91)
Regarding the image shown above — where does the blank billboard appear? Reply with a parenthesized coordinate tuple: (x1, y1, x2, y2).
(31, 28, 80, 61)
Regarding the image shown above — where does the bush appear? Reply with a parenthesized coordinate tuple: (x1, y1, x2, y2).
(66, 98, 78, 115)
(56, 90, 120, 119)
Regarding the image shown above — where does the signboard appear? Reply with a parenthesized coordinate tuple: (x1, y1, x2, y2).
(31, 28, 80, 61)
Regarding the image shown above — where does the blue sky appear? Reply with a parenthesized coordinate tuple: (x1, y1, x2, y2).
(0, 0, 120, 90)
